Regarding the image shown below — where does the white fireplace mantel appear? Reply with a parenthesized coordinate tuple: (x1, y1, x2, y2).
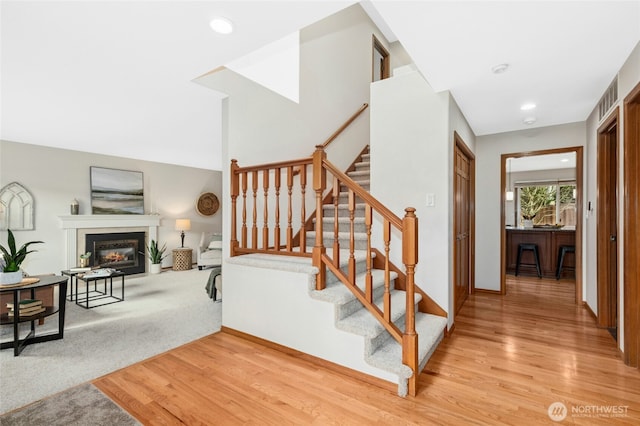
(59, 214, 161, 269)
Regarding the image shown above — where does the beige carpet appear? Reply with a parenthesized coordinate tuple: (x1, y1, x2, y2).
(0, 383, 140, 426)
(0, 268, 222, 414)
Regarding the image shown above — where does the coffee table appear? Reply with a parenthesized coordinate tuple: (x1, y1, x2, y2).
(75, 271, 125, 309)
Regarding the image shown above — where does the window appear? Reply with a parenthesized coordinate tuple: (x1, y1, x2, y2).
(516, 181, 576, 227)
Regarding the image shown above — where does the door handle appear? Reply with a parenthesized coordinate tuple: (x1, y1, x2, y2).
(610, 235, 617, 242)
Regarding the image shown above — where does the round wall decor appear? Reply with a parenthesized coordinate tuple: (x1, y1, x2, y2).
(196, 192, 219, 216)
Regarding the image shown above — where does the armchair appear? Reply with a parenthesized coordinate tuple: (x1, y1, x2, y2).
(197, 232, 222, 270)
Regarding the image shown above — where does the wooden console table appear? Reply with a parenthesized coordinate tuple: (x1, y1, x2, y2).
(0, 275, 68, 356)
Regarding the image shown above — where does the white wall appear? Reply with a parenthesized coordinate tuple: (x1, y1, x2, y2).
(475, 122, 586, 291)
(197, 5, 395, 336)
(223, 260, 398, 384)
(370, 70, 451, 320)
(584, 40, 640, 351)
(197, 4, 381, 171)
(0, 140, 221, 274)
(370, 73, 476, 329)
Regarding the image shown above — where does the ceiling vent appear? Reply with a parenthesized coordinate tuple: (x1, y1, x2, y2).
(598, 76, 618, 121)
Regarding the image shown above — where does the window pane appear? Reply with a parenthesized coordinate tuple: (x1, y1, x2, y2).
(559, 185, 577, 227)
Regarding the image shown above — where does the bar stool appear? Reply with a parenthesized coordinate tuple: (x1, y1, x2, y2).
(556, 245, 575, 280)
(515, 243, 542, 278)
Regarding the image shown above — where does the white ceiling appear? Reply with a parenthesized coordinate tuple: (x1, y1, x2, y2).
(508, 152, 576, 173)
(2, 1, 639, 171)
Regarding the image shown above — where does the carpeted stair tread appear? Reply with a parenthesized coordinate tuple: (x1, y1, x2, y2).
(365, 313, 448, 379)
(311, 269, 396, 305)
(226, 253, 318, 274)
(336, 290, 422, 338)
(323, 202, 367, 208)
(347, 170, 370, 178)
(316, 217, 366, 225)
(307, 231, 368, 241)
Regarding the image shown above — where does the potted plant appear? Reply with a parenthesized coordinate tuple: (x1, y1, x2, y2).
(522, 212, 536, 229)
(142, 239, 167, 274)
(0, 229, 43, 285)
(79, 252, 91, 268)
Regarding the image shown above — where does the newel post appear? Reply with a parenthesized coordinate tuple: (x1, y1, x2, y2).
(230, 159, 240, 257)
(402, 207, 419, 396)
(313, 145, 327, 290)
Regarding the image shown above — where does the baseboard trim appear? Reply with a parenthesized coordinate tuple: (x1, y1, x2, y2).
(221, 326, 396, 394)
(446, 323, 456, 336)
(474, 288, 502, 295)
(582, 302, 597, 321)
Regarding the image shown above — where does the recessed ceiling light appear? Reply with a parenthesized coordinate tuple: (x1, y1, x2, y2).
(520, 103, 536, 111)
(491, 63, 509, 74)
(523, 117, 536, 125)
(210, 17, 234, 34)
(561, 158, 569, 163)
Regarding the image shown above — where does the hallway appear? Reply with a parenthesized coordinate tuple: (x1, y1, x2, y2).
(95, 276, 640, 424)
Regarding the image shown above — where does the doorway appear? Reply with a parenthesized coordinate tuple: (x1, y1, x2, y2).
(624, 81, 640, 369)
(500, 146, 583, 303)
(453, 132, 475, 315)
(372, 35, 389, 82)
(597, 108, 619, 338)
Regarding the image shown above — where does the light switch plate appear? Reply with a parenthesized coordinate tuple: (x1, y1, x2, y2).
(426, 193, 435, 207)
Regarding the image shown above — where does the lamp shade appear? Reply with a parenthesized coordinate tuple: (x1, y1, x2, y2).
(175, 219, 191, 231)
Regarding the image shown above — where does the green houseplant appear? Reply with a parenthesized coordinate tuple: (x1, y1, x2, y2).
(79, 251, 91, 267)
(0, 229, 43, 284)
(142, 239, 167, 274)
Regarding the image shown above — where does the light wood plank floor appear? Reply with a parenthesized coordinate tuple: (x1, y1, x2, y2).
(94, 276, 640, 425)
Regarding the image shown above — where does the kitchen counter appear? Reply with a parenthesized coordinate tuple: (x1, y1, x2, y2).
(506, 227, 575, 279)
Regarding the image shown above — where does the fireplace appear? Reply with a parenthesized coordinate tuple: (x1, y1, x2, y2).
(85, 232, 145, 275)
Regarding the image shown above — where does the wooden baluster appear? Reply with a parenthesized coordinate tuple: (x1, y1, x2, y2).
(274, 168, 281, 251)
(230, 160, 239, 256)
(241, 171, 248, 248)
(262, 170, 269, 250)
(300, 164, 307, 253)
(252, 171, 258, 249)
(365, 204, 373, 302)
(383, 219, 391, 322)
(332, 176, 340, 267)
(286, 166, 293, 251)
(312, 146, 326, 290)
(348, 189, 356, 284)
(402, 207, 419, 397)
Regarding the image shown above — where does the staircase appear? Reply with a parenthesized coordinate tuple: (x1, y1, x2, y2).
(306, 147, 448, 396)
(228, 104, 448, 397)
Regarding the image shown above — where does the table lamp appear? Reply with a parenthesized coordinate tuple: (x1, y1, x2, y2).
(175, 219, 191, 248)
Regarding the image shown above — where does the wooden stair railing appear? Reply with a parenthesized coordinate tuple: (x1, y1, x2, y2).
(312, 145, 421, 396)
(229, 104, 440, 396)
(320, 103, 368, 149)
(231, 157, 313, 257)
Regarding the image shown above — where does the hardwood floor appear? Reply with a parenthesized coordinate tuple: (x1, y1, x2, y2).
(94, 276, 640, 425)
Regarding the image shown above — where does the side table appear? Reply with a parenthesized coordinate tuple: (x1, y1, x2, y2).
(173, 248, 193, 271)
(0, 275, 68, 356)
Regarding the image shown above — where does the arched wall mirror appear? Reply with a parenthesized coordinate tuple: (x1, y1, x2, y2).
(0, 182, 35, 231)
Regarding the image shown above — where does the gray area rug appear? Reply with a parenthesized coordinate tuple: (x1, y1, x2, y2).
(0, 383, 140, 426)
(0, 268, 222, 414)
